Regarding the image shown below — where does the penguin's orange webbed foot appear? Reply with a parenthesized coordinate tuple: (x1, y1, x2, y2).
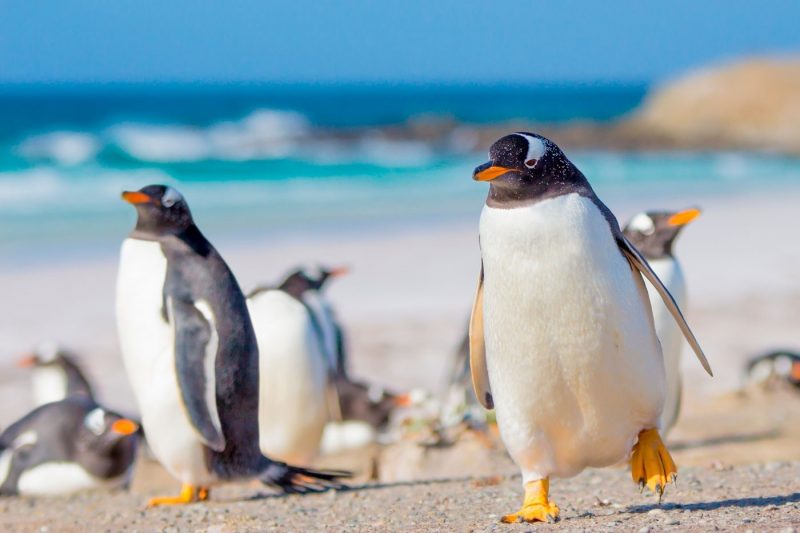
(630, 428, 677, 500)
(500, 478, 560, 524)
(147, 484, 203, 507)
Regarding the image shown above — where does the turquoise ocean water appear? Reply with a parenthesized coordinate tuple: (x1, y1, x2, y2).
(0, 86, 798, 261)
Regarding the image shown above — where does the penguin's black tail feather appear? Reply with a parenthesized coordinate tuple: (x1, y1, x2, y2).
(259, 460, 351, 494)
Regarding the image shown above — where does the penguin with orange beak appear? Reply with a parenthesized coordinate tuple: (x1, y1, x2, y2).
(469, 133, 712, 523)
(17, 342, 94, 407)
(0, 396, 140, 496)
(116, 185, 346, 506)
(623, 208, 702, 435)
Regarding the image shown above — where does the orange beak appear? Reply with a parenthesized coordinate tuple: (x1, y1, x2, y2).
(121, 191, 151, 205)
(668, 208, 701, 227)
(394, 393, 414, 407)
(17, 354, 38, 368)
(111, 419, 139, 436)
(473, 164, 513, 182)
(328, 266, 350, 278)
(791, 362, 800, 382)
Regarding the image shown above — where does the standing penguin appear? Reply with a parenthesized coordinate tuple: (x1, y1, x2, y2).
(0, 396, 139, 496)
(116, 185, 345, 506)
(17, 342, 94, 406)
(273, 266, 350, 375)
(469, 133, 712, 523)
(247, 270, 332, 465)
(623, 208, 701, 435)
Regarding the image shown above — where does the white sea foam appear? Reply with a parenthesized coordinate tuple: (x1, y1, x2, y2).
(110, 109, 310, 163)
(17, 132, 101, 166)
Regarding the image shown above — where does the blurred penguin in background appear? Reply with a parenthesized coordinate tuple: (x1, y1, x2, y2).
(247, 267, 335, 464)
(17, 341, 94, 407)
(0, 396, 140, 496)
(623, 208, 701, 435)
(249, 265, 422, 458)
(745, 349, 800, 390)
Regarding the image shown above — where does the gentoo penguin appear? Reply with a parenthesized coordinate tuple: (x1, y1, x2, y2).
(247, 271, 332, 465)
(0, 396, 139, 496)
(278, 266, 417, 426)
(623, 208, 701, 434)
(469, 133, 712, 523)
(251, 265, 349, 375)
(117, 185, 345, 506)
(17, 342, 94, 407)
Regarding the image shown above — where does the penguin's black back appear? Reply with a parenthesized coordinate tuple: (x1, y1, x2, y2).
(160, 225, 262, 478)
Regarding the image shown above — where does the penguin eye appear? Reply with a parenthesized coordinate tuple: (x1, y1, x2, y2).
(524, 159, 538, 169)
(162, 197, 176, 208)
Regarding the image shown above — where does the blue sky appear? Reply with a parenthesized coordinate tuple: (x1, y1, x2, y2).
(1, 0, 798, 85)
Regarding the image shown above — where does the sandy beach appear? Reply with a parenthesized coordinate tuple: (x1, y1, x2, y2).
(1, 185, 799, 530)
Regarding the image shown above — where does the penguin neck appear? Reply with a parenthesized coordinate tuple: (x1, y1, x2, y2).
(486, 166, 595, 209)
(279, 279, 315, 301)
(633, 233, 679, 261)
(132, 224, 213, 258)
(59, 359, 93, 399)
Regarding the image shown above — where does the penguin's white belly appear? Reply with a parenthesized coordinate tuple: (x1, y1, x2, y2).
(116, 238, 214, 485)
(648, 258, 686, 434)
(479, 194, 664, 481)
(0, 449, 12, 487)
(31, 367, 68, 407)
(17, 462, 128, 496)
(248, 291, 329, 465)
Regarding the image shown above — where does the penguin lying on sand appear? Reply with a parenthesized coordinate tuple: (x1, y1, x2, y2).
(745, 350, 800, 389)
(117, 185, 347, 506)
(623, 208, 701, 435)
(17, 342, 94, 406)
(0, 396, 139, 496)
(470, 133, 712, 523)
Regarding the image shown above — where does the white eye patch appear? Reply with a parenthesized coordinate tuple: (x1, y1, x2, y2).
(303, 264, 325, 282)
(36, 340, 59, 363)
(367, 385, 385, 403)
(161, 187, 183, 208)
(514, 133, 546, 167)
(84, 408, 107, 435)
(628, 213, 656, 235)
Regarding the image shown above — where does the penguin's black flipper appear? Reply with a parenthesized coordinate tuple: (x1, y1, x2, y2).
(170, 297, 226, 452)
(469, 264, 493, 410)
(259, 460, 350, 494)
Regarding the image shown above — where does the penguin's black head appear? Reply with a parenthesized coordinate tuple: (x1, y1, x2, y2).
(121, 184, 194, 237)
(279, 265, 348, 297)
(473, 132, 575, 187)
(623, 208, 701, 260)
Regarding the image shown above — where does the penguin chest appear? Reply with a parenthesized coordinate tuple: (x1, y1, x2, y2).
(116, 238, 172, 391)
(31, 367, 68, 407)
(479, 194, 664, 478)
(116, 238, 213, 485)
(647, 258, 687, 432)
(248, 291, 329, 464)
